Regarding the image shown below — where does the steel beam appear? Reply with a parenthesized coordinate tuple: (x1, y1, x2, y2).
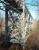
(5, 6, 8, 43)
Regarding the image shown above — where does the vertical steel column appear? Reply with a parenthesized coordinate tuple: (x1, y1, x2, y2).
(5, 6, 8, 43)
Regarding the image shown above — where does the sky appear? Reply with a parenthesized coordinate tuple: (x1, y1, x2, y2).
(25, 0, 39, 19)
(0, 3, 5, 19)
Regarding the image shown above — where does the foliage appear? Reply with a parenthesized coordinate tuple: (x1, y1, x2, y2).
(25, 20, 39, 50)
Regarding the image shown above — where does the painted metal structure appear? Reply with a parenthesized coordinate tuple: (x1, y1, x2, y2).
(0, 0, 33, 45)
